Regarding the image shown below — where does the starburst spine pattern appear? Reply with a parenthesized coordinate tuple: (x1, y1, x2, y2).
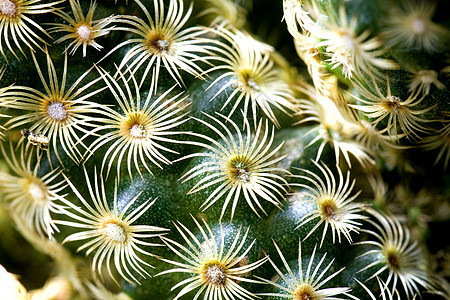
(349, 72, 435, 141)
(48, 0, 118, 57)
(103, 0, 218, 92)
(256, 240, 350, 299)
(0, 0, 64, 60)
(348, 118, 408, 154)
(179, 113, 289, 220)
(205, 27, 295, 127)
(0, 142, 67, 239)
(291, 160, 366, 247)
(83, 66, 190, 181)
(0, 48, 107, 165)
(309, 3, 398, 80)
(357, 208, 437, 299)
(407, 69, 445, 95)
(55, 167, 168, 285)
(381, 0, 449, 52)
(297, 93, 376, 168)
(157, 217, 268, 300)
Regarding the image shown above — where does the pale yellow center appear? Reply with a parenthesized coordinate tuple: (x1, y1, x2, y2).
(102, 222, 127, 243)
(417, 70, 438, 84)
(0, 0, 17, 17)
(384, 96, 402, 113)
(324, 205, 336, 219)
(320, 199, 338, 221)
(240, 71, 261, 92)
(411, 17, 427, 35)
(294, 284, 316, 300)
(201, 262, 227, 286)
(384, 244, 404, 271)
(146, 33, 171, 54)
(342, 33, 355, 51)
(47, 102, 68, 121)
(77, 24, 92, 41)
(28, 182, 47, 204)
(155, 39, 170, 52)
(246, 78, 260, 91)
(228, 158, 251, 183)
(121, 113, 152, 140)
(129, 123, 147, 138)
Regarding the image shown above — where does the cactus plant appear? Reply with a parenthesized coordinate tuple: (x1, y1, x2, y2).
(0, 0, 449, 299)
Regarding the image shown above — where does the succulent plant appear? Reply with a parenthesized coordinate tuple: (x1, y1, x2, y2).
(0, 0, 449, 299)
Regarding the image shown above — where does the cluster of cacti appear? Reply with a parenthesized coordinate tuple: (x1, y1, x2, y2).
(0, 0, 449, 299)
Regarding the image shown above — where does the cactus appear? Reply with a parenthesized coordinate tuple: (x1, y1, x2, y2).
(0, 0, 449, 299)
